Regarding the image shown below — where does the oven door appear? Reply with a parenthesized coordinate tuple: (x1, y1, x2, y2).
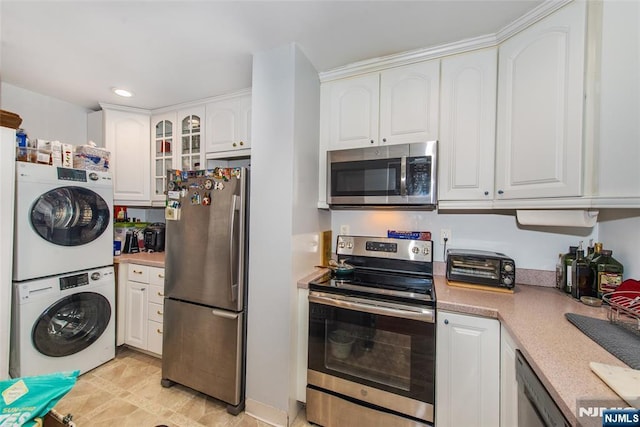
(307, 291, 435, 423)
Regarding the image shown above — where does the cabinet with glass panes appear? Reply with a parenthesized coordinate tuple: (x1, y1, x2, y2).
(150, 106, 205, 205)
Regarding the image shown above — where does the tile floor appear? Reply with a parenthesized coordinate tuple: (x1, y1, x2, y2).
(54, 347, 312, 427)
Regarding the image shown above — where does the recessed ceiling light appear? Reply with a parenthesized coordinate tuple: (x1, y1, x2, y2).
(112, 88, 133, 97)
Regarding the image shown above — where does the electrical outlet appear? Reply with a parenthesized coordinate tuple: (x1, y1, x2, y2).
(340, 225, 350, 235)
(440, 229, 451, 244)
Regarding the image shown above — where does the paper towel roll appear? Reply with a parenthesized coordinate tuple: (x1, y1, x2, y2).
(516, 210, 599, 227)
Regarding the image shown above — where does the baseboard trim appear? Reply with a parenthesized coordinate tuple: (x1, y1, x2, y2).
(245, 398, 289, 427)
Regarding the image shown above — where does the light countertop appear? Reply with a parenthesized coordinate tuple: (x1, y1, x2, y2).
(299, 269, 628, 425)
(114, 252, 165, 268)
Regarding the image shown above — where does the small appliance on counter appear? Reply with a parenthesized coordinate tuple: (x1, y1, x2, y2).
(446, 249, 516, 290)
(122, 230, 141, 254)
(143, 222, 165, 252)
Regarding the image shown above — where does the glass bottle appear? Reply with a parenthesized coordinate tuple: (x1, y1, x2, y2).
(572, 244, 591, 299)
(587, 242, 602, 263)
(591, 249, 623, 298)
(586, 239, 594, 260)
(564, 246, 578, 294)
(555, 253, 564, 291)
(587, 242, 602, 292)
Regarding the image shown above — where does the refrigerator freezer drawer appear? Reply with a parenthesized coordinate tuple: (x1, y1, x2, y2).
(161, 298, 244, 406)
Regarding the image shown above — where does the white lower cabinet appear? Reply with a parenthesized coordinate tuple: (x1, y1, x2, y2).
(124, 263, 165, 356)
(500, 325, 519, 427)
(436, 310, 500, 427)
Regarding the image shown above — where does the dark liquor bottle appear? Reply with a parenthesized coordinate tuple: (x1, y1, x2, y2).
(572, 244, 591, 299)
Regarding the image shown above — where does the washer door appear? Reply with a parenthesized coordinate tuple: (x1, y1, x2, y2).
(32, 292, 112, 357)
(30, 186, 110, 246)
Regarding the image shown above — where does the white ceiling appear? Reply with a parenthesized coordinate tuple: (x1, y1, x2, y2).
(1, 0, 544, 111)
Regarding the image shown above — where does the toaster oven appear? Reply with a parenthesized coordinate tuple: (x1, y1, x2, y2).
(446, 249, 515, 289)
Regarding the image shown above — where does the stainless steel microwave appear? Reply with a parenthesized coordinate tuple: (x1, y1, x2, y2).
(327, 141, 437, 209)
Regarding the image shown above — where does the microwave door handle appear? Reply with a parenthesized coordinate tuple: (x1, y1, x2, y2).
(400, 156, 407, 196)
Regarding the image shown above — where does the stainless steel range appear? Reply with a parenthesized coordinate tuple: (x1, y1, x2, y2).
(306, 235, 435, 427)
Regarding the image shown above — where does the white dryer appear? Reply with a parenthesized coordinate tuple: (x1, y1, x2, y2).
(13, 162, 113, 281)
(10, 266, 115, 377)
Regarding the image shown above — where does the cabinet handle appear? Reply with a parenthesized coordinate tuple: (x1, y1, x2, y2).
(157, 329, 163, 334)
(498, 190, 504, 195)
(158, 274, 165, 279)
(141, 287, 146, 291)
(484, 191, 489, 196)
(444, 319, 449, 325)
(157, 291, 164, 297)
(382, 138, 387, 143)
(370, 140, 374, 144)
(157, 310, 163, 315)
(239, 141, 244, 146)
(133, 270, 143, 274)
(232, 142, 237, 147)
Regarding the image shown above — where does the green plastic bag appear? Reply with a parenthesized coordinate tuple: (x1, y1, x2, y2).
(0, 370, 79, 427)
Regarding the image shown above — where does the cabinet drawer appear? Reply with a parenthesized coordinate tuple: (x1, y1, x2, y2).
(128, 264, 149, 283)
(149, 284, 165, 305)
(147, 320, 163, 355)
(148, 302, 164, 323)
(149, 267, 165, 286)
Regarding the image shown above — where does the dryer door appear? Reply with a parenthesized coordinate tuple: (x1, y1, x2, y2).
(30, 186, 110, 246)
(32, 292, 112, 357)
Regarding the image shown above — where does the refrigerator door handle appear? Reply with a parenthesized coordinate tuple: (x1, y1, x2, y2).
(229, 194, 239, 302)
(211, 308, 239, 320)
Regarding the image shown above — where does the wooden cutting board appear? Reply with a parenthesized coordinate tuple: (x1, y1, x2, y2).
(590, 362, 640, 407)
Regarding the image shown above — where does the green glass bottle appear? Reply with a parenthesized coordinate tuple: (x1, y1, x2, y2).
(591, 249, 624, 298)
(587, 242, 602, 293)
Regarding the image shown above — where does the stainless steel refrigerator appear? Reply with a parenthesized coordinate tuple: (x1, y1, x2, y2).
(160, 167, 248, 415)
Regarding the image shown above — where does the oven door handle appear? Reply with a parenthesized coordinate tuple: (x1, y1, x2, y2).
(309, 292, 435, 323)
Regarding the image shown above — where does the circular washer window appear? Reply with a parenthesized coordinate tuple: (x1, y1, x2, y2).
(32, 292, 111, 357)
(30, 187, 110, 246)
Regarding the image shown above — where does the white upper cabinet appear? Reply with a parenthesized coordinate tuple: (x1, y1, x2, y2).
(177, 106, 205, 170)
(495, 1, 586, 200)
(205, 93, 252, 155)
(438, 48, 497, 205)
(379, 60, 440, 146)
(325, 73, 380, 150)
(323, 60, 439, 151)
(151, 111, 177, 203)
(102, 105, 151, 205)
(150, 106, 204, 204)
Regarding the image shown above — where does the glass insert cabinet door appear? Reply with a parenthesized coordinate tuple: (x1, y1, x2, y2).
(154, 118, 174, 196)
(181, 114, 202, 170)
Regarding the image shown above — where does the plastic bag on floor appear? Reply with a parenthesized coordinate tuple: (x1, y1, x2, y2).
(0, 370, 79, 427)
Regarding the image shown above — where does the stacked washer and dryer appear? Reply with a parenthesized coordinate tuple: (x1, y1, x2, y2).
(10, 162, 116, 378)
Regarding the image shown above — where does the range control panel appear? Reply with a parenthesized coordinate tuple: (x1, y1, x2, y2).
(337, 235, 432, 262)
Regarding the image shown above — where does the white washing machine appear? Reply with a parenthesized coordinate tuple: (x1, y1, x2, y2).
(13, 162, 113, 281)
(10, 266, 116, 377)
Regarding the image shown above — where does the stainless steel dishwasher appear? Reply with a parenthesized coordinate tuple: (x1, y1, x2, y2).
(516, 350, 570, 427)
